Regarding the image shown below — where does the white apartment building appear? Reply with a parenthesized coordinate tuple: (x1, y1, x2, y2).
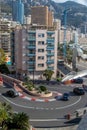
(14, 25, 58, 79)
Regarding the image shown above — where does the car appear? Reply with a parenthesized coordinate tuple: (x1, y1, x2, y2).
(62, 93, 70, 101)
(73, 87, 85, 95)
(6, 89, 19, 98)
(73, 78, 83, 84)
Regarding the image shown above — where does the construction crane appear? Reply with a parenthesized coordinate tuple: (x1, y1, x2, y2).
(63, 8, 70, 60)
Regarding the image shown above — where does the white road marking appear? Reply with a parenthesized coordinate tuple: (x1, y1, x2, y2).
(30, 118, 65, 122)
(1, 94, 81, 110)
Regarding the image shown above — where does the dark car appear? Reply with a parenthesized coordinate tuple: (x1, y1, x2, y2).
(73, 78, 83, 84)
(73, 87, 85, 95)
(6, 89, 19, 98)
(62, 93, 70, 101)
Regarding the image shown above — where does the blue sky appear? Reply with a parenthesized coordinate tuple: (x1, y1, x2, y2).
(53, 0, 87, 5)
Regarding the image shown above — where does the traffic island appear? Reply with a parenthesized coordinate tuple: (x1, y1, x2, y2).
(21, 83, 53, 98)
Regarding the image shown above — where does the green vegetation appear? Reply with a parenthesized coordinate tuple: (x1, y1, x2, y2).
(0, 64, 10, 74)
(23, 77, 35, 91)
(43, 69, 54, 81)
(23, 80, 50, 94)
(38, 85, 47, 92)
(58, 44, 73, 64)
(56, 77, 62, 82)
(0, 49, 10, 74)
(3, 0, 87, 28)
(0, 102, 30, 130)
(0, 49, 6, 65)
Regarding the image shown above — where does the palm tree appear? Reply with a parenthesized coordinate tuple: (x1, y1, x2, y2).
(43, 69, 54, 81)
(0, 102, 12, 129)
(0, 102, 30, 130)
(6, 112, 30, 130)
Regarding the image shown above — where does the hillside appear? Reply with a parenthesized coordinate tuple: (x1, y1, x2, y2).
(1, 0, 87, 29)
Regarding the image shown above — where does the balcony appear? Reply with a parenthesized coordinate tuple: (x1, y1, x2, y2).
(47, 52, 54, 56)
(27, 61, 35, 64)
(27, 37, 36, 41)
(27, 45, 36, 49)
(47, 66, 54, 70)
(47, 42, 54, 45)
(28, 68, 34, 71)
(47, 60, 54, 64)
(47, 31, 54, 34)
(27, 53, 35, 56)
(47, 39, 54, 43)
(46, 47, 54, 50)
(27, 30, 36, 34)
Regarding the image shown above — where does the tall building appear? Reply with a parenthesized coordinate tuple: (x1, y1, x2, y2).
(0, 19, 12, 65)
(14, 24, 58, 79)
(31, 6, 53, 27)
(12, 0, 24, 24)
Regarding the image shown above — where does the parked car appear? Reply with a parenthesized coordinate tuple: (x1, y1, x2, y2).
(73, 78, 83, 84)
(61, 93, 70, 101)
(6, 89, 19, 98)
(73, 87, 85, 95)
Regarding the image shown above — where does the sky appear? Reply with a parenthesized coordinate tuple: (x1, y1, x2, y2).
(53, 0, 87, 6)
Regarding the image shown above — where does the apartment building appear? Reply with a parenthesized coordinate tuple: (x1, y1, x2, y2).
(58, 27, 75, 44)
(14, 25, 58, 79)
(0, 20, 11, 65)
(31, 6, 53, 27)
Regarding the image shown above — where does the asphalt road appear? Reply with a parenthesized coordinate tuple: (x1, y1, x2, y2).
(76, 60, 87, 70)
(0, 83, 87, 128)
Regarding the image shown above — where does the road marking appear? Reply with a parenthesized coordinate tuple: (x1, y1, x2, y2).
(1, 94, 81, 110)
(2, 95, 34, 109)
(30, 118, 65, 122)
(55, 96, 81, 110)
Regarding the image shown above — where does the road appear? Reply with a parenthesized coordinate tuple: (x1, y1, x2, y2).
(76, 60, 87, 70)
(0, 83, 87, 128)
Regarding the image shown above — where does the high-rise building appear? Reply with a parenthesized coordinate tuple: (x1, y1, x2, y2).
(14, 24, 58, 79)
(0, 19, 12, 65)
(31, 6, 53, 27)
(12, 0, 24, 24)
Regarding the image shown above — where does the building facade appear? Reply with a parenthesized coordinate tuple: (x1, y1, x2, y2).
(14, 25, 58, 79)
(31, 6, 53, 27)
(0, 20, 12, 65)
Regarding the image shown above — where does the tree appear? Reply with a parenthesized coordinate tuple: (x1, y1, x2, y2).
(43, 70, 54, 81)
(6, 112, 30, 130)
(0, 102, 12, 129)
(0, 48, 6, 65)
(0, 64, 10, 74)
(0, 102, 30, 130)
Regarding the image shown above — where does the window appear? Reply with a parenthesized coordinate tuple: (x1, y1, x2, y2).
(38, 49, 44, 52)
(38, 64, 44, 67)
(38, 33, 45, 37)
(38, 56, 44, 60)
(38, 41, 45, 45)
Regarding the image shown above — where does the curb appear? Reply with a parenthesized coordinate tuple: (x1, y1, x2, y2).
(19, 92, 62, 102)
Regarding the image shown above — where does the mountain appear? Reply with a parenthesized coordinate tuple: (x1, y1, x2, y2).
(1, 0, 87, 29)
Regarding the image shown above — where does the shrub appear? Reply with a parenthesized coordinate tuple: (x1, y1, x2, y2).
(57, 77, 62, 82)
(38, 85, 47, 92)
